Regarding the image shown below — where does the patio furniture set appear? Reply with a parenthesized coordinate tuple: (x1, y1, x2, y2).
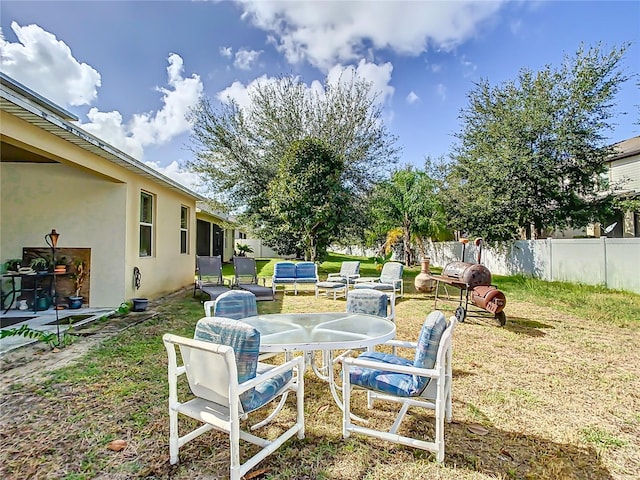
(170, 259, 458, 479)
(194, 256, 405, 304)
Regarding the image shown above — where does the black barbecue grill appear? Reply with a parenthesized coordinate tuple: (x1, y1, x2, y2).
(429, 238, 507, 326)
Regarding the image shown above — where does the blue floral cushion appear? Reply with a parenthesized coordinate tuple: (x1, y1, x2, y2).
(213, 290, 258, 320)
(346, 289, 388, 317)
(194, 317, 291, 412)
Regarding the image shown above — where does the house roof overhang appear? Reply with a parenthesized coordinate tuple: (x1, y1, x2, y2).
(0, 72, 204, 201)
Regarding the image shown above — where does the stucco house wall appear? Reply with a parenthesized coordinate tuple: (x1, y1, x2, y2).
(1, 73, 203, 308)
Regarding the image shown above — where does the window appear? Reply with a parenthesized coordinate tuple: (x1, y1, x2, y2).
(140, 192, 154, 257)
(180, 206, 189, 254)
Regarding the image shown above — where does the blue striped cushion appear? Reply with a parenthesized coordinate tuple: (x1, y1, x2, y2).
(347, 311, 447, 397)
(213, 290, 257, 320)
(348, 351, 425, 397)
(346, 289, 388, 317)
(194, 317, 292, 412)
(354, 282, 395, 292)
(413, 311, 446, 370)
(295, 262, 317, 280)
(274, 262, 296, 279)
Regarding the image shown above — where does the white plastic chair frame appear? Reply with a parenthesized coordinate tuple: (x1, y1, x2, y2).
(327, 261, 361, 288)
(163, 334, 305, 480)
(341, 316, 456, 462)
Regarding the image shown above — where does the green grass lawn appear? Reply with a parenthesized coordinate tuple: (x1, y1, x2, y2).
(1, 253, 639, 480)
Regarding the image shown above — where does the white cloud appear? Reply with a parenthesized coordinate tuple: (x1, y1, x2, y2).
(406, 91, 420, 104)
(80, 53, 203, 160)
(145, 160, 203, 193)
(326, 60, 394, 107)
(0, 22, 101, 106)
(217, 60, 394, 111)
(219, 46, 233, 58)
(237, 1, 504, 71)
(234, 48, 262, 70)
(436, 83, 447, 101)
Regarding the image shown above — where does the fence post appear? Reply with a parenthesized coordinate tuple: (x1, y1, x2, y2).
(602, 235, 608, 289)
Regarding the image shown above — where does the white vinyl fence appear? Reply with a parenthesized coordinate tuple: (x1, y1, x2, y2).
(244, 237, 640, 293)
(419, 238, 640, 294)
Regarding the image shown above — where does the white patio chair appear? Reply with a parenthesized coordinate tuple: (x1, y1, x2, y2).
(345, 288, 395, 322)
(341, 311, 456, 462)
(203, 289, 257, 318)
(353, 261, 404, 300)
(163, 317, 305, 480)
(327, 261, 361, 287)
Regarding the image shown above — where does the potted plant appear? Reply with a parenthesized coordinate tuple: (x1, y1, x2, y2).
(30, 257, 51, 273)
(68, 259, 87, 309)
(2, 259, 22, 274)
(54, 256, 69, 273)
(235, 243, 254, 257)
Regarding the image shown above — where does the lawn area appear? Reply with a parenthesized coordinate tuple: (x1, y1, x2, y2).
(1, 253, 639, 479)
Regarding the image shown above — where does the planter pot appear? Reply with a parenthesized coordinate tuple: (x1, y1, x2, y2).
(131, 298, 149, 312)
(414, 258, 436, 293)
(68, 296, 83, 309)
(35, 295, 51, 311)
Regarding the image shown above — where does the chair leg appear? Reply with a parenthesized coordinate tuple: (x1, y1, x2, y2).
(169, 408, 179, 465)
(229, 416, 241, 480)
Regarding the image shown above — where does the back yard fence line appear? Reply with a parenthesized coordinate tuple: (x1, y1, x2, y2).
(243, 237, 640, 294)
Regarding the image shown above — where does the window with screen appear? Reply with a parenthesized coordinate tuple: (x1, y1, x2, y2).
(180, 205, 189, 254)
(140, 192, 154, 257)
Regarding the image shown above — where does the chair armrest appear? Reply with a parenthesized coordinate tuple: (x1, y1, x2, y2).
(383, 339, 417, 349)
(342, 355, 440, 379)
(237, 355, 305, 394)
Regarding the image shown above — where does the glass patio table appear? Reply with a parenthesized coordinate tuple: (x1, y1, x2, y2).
(241, 312, 396, 412)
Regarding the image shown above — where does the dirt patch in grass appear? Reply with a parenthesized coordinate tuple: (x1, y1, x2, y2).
(1, 286, 639, 480)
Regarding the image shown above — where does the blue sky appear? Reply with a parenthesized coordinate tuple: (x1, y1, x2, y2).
(1, 1, 638, 192)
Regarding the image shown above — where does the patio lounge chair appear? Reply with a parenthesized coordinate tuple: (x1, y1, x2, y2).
(163, 317, 304, 480)
(340, 310, 457, 462)
(354, 261, 404, 301)
(327, 260, 361, 287)
(232, 256, 274, 301)
(193, 255, 231, 302)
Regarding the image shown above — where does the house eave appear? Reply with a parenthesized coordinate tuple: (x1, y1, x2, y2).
(1, 76, 204, 201)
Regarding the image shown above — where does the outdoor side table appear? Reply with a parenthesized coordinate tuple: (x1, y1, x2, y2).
(315, 281, 347, 300)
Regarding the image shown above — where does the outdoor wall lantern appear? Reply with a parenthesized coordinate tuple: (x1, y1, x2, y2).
(45, 228, 61, 344)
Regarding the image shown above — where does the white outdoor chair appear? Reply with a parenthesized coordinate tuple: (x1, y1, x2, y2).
(341, 311, 456, 462)
(354, 261, 404, 300)
(327, 261, 361, 287)
(163, 317, 305, 480)
(203, 289, 258, 319)
(345, 288, 395, 322)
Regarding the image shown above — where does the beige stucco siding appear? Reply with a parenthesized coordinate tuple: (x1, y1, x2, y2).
(1, 163, 127, 307)
(1, 111, 198, 307)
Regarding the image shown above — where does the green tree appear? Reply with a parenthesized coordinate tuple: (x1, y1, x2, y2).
(446, 43, 631, 241)
(368, 166, 448, 266)
(187, 74, 399, 248)
(267, 138, 349, 261)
